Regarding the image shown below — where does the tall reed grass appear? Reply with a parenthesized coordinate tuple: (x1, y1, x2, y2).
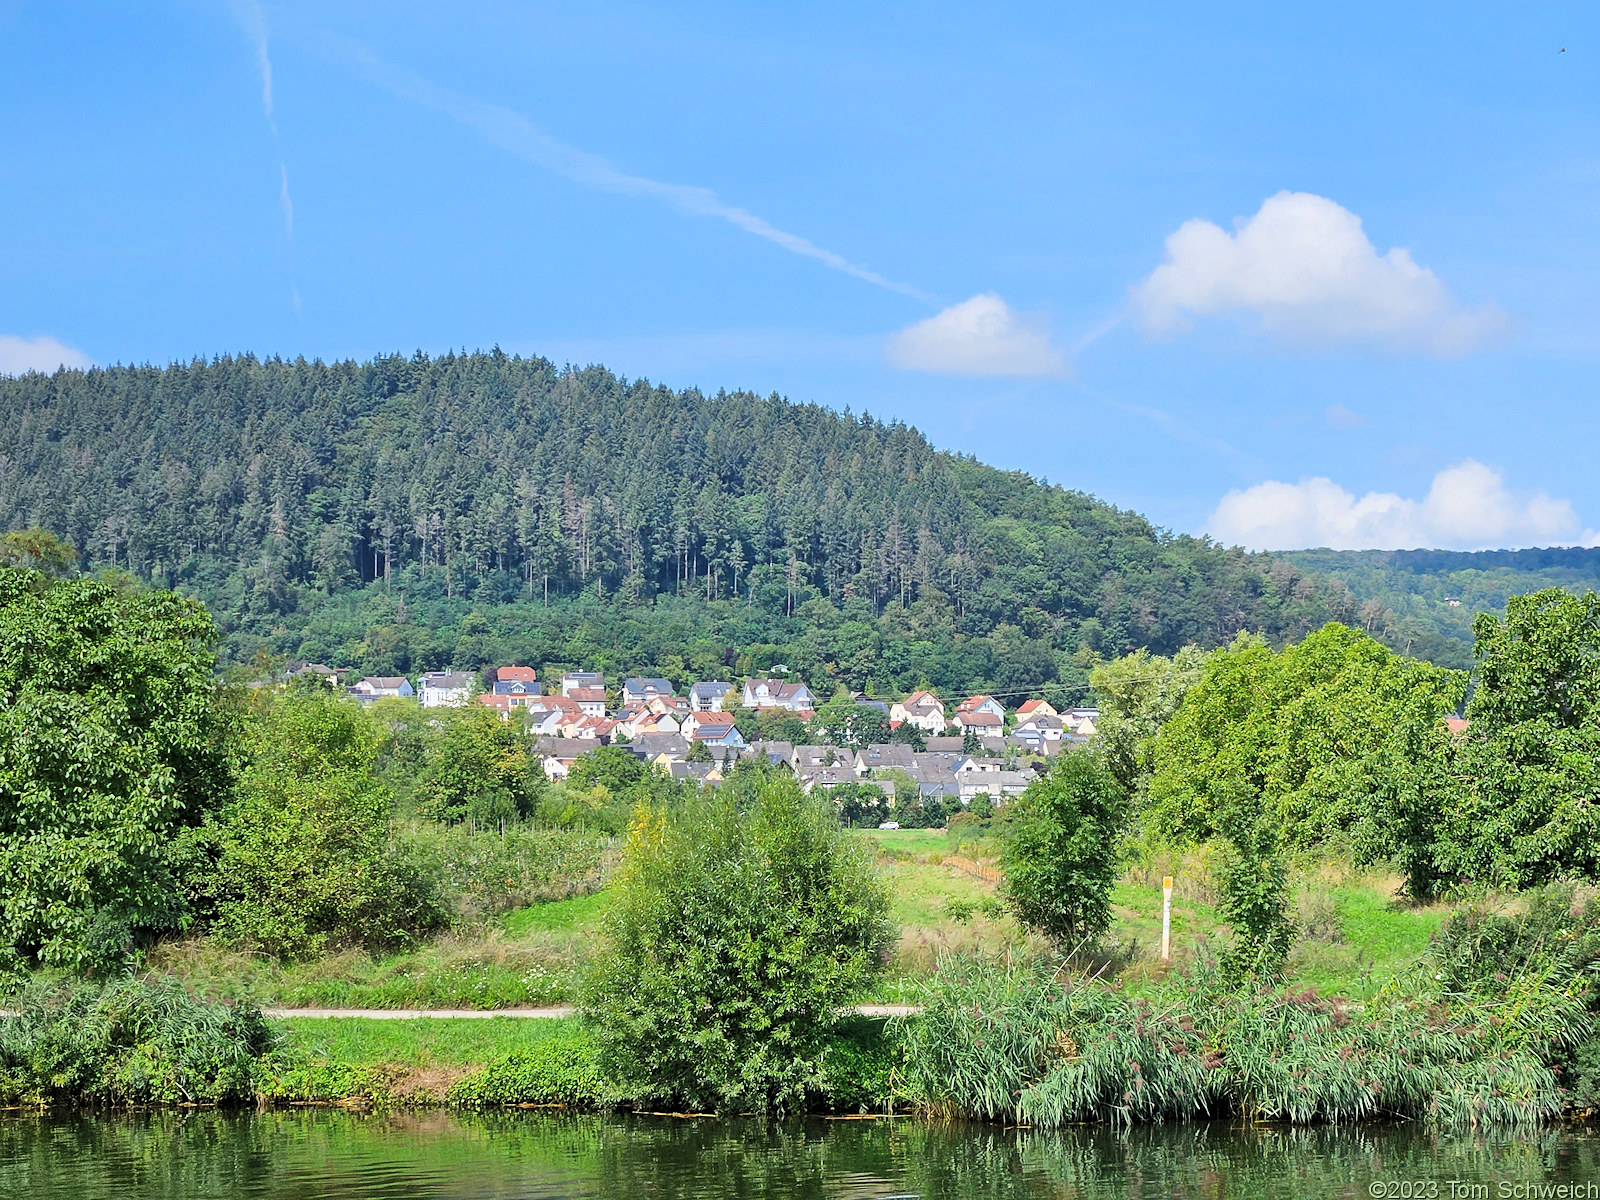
(0, 975, 273, 1106)
(899, 950, 1590, 1127)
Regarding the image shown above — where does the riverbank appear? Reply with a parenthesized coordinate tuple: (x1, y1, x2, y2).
(147, 830, 1451, 1013)
(259, 1015, 898, 1112)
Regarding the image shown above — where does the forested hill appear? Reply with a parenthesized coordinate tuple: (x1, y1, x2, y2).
(0, 351, 1360, 694)
(1281, 547, 1600, 671)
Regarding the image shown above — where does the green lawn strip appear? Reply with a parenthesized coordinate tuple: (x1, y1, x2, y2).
(260, 1013, 899, 1112)
(261, 1016, 589, 1105)
(502, 890, 610, 937)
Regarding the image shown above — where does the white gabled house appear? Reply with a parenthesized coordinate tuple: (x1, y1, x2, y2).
(891, 690, 947, 734)
(419, 670, 474, 708)
(350, 676, 414, 704)
(741, 678, 815, 711)
(689, 681, 734, 712)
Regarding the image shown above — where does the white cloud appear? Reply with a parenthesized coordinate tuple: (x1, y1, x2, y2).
(1324, 403, 1367, 428)
(1133, 191, 1507, 355)
(0, 336, 90, 377)
(886, 293, 1065, 377)
(1208, 460, 1594, 551)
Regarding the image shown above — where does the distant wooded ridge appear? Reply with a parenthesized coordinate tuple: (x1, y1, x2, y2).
(0, 351, 1586, 685)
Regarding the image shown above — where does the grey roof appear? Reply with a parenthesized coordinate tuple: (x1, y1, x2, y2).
(627, 733, 690, 760)
(421, 671, 474, 688)
(805, 766, 858, 787)
(912, 751, 967, 778)
(494, 679, 543, 695)
(690, 681, 733, 697)
(745, 740, 796, 768)
(791, 745, 841, 770)
(535, 736, 602, 757)
(923, 737, 965, 753)
(856, 743, 916, 772)
(624, 677, 675, 694)
(668, 761, 718, 781)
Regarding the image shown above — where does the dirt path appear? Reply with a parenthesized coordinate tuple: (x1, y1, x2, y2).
(263, 1004, 919, 1019)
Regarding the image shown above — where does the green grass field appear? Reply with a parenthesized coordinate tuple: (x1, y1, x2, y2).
(154, 826, 1455, 1013)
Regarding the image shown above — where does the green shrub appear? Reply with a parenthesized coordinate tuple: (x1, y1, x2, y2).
(0, 975, 274, 1106)
(1429, 883, 1600, 1109)
(999, 751, 1128, 946)
(1213, 792, 1295, 978)
(210, 690, 445, 958)
(582, 774, 895, 1113)
(0, 572, 230, 973)
(818, 1017, 902, 1113)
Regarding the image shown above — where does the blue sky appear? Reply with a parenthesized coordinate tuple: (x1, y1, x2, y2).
(2, 1, 1596, 550)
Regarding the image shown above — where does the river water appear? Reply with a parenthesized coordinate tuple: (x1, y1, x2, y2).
(0, 1111, 1596, 1200)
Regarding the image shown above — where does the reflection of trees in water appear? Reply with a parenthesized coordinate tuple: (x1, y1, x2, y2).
(0, 1111, 1594, 1200)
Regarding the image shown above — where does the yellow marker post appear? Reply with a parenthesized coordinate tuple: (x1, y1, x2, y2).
(1161, 876, 1173, 963)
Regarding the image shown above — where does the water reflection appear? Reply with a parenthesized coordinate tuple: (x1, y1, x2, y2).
(0, 1110, 1594, 1200)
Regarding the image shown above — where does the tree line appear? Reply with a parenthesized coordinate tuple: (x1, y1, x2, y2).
(0, 352, 1366, 693)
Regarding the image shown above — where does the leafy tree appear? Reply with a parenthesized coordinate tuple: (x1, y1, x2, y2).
(583, 774, 894, 1112)
(566, 745, 650, 794)
(0, 528, 76, 576)
(1090, 644, 1212, 797)
(888, 723, 926, 751)
(999, 751, 1129, 945)
(1212, 776, 1294, 977)
(808, 697, 890, 748)
(416, 708, 540, 827)
(0, 572, 228, 972)
(1146, 624, 1465, 847)
(1430, 590, 1600, 888)
(832, 781, 890, 828)
(211, 690, 442, 958)
(685, 739, 712, 764)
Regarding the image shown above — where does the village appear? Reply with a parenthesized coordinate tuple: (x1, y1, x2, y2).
(289, 662, 1099, 818)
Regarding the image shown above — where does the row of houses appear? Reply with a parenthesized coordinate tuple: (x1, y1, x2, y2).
(319, 662, 1096, 749)
(539, 732, 1037, 804)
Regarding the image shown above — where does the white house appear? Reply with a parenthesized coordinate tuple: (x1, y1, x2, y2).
(891, 690, 947, 734)
(419, 670, 474, 708)
(686, 715, 747, 749)
(621, 677, 675, 706)
(741, 678, 815, 711)
(689, 681, 734, 712)
(951, 709, 1003, 739)
(350, 676, 413, 704)
(561, 671, 605, 696)
(567, 687, 608, 719)
(955, 694, 1006, 721)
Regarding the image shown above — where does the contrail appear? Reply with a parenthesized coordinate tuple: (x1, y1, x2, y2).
(228, 0, 298, 306)
(322, 34, 931, 301)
